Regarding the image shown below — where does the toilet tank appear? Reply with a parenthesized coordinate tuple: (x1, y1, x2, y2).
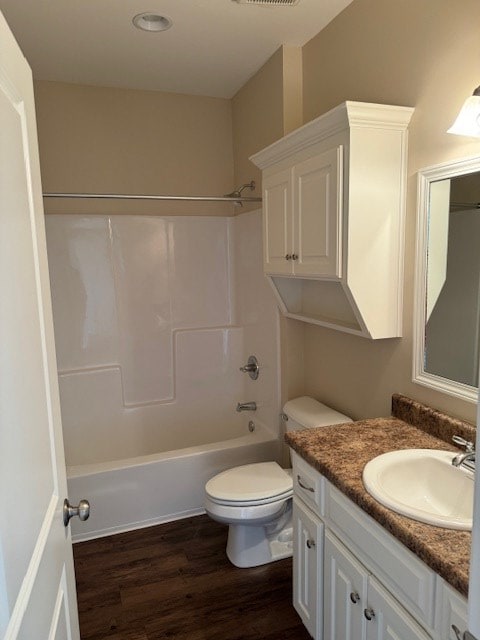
(283, 396, 352, 432)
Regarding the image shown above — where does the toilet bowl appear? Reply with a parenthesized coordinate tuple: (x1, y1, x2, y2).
(204, 396, 352, 568)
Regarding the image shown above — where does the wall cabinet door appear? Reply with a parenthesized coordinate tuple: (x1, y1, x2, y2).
(324, 530, 368, 640)
(293, 497, 324, 640)
(263, 168, 293, 275)
(366, 577, 431, 640)
(293, 146, 343, 278)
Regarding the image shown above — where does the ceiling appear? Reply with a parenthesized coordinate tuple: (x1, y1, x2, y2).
(0, 0, 353, 99)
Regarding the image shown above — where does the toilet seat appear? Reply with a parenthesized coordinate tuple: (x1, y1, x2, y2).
(205, 462, 293, 506)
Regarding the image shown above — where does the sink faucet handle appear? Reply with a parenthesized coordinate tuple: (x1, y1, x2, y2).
(452, 435, 475, 452)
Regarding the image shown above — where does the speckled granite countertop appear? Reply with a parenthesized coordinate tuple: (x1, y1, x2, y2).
(285, 394, 476, 597)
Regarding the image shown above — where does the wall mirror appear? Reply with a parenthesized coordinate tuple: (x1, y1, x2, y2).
(414, 155, 480, 403)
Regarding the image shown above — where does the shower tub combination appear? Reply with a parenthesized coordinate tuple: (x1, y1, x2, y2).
(68, 421, 279, 541)
(46, 212, 280, 541)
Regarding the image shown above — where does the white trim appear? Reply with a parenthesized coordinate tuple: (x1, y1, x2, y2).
(47, 579, 66, 640)
(413, 155, 480, 404)
(250, 102, 414, 170)
(3, 495, 57, 639)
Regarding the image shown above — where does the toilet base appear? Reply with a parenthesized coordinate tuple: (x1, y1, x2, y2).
(226, 503, 293, 568)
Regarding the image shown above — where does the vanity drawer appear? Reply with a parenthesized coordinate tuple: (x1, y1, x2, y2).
(325, 481, 436, 628)
(292, 451, 325, 516)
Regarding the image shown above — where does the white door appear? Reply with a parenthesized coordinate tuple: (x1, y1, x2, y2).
(293, 146, 343, 278)
(365, 577, 430, 640)
(324, 530, 367, 640)
(0, 11, 81, 639)
(263, 168, 294, 275)
(292, 497, 323, 640)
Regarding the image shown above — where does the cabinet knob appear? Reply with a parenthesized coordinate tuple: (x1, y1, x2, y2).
(364, 607, 375, 621)
(306, 539, 316, 549)
(349, 592, 360, 604)
(285, 254, 292, 260)
(292, 253, 298, 261)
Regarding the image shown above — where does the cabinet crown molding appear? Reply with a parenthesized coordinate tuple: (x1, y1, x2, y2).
(250, 101, 414, 171)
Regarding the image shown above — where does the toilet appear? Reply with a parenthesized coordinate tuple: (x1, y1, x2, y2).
(204, 396, 352, 568)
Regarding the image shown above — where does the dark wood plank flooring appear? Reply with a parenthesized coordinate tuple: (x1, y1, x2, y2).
(73, 514, 311, 639)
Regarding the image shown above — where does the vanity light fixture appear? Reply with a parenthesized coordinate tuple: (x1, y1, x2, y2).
(132, 13, 173, 32)
(448, 85, 480, 137)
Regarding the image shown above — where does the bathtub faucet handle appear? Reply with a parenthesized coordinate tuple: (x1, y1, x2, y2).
(236, 401, 257, 412)
(239, 355, 259, 380)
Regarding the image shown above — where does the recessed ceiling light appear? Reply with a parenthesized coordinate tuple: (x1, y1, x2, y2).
(132, 13, 173, 32)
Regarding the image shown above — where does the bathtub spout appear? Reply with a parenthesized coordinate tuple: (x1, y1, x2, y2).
(236, 401, 257, 412)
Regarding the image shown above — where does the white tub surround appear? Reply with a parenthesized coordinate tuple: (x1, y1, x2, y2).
(45, 211, 280, 538)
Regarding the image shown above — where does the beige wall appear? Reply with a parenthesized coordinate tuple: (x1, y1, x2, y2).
(231, 48, 285, 212)
(35, 1, 480, 423)
(231, 46, 303, 213)
(300, 0, 480, 423)
(35, 81, 235, 216)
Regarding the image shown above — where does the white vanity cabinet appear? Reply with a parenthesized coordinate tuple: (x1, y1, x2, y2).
(434, 579, 468, 640)
(293, 498, 324, 640)
(291, 451, 468, 640)
(251, 101, 414, 339)
(324, 530, 430, 640)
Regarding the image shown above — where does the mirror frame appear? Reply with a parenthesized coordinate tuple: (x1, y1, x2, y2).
(413, 154, 480, 404)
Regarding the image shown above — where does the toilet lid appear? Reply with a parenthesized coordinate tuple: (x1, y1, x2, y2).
(205, 462, 293, 503)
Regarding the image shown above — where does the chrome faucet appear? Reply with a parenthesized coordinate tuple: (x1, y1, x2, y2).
(236, 401, 257, 412)
(451, 435, 475, 470)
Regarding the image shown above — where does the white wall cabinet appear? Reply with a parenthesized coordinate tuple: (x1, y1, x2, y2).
(263, 147, 342, 278)
(291, 451, 468, 640)
(251, 101, 414, 339)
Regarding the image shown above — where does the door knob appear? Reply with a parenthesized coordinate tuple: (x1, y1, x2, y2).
(63, 498, 90, 527)
(306, 539, 316, 549)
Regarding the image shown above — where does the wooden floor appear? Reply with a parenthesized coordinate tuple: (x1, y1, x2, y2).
(73, 514, 311, 640)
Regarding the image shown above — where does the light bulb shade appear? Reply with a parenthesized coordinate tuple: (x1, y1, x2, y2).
(448, 95, 480, 137)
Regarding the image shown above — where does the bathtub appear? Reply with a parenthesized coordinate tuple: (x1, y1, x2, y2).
(68, 421, 280, 542)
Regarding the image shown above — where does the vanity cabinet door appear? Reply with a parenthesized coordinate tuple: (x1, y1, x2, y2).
(434, 579, 468, 640)
(293, 497, 324, 640)
(324, 530, 368, 640)
(263, 168, 294, 275)
(366, 576, 431, 640)
(293, 146, 343, 278)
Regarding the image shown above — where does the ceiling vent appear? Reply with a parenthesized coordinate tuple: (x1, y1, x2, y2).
(232, 0, 300, 6)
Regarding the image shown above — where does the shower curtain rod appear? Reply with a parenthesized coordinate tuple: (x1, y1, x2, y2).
(42, 192, 263, 203)
(450, 201, 480, 210)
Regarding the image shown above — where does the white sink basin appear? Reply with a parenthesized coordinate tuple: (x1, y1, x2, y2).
(362, 449, 474, 530)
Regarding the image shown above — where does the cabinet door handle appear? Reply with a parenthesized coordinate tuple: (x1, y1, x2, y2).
(297, 475, 314, 493)
(292, 253, 298, 261)
(350, 592, 360, 604)
(306, 539, 316, 549)
(364, 607, 375, 621)
(285, 254, 292, 260)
